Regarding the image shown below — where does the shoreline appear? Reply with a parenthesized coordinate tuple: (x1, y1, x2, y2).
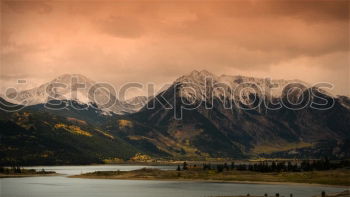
(0, 173, 60, 178)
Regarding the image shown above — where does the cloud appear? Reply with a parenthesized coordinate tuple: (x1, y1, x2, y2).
(1, 0, 349, 96)
(3, 1, 53, 15)
(98, 16, 144, 38)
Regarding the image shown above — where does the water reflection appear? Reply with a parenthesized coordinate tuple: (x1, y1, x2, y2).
(2, 165, 346, 197)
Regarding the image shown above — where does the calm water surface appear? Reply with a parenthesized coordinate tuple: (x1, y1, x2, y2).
(1, 165, 347, 197)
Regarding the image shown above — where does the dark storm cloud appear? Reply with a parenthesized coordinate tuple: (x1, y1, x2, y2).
(3, 1, 53, 14)
(1, 0, 349, 96)
(213, 0, 349, 21)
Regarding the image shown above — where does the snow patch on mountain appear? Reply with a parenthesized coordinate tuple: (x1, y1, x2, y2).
(6, 74, 145, 115)
(175, 70, 311, 103)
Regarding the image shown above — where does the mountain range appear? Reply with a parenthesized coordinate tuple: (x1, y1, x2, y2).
(6, 74, 149, 114)
(1, 70, 349, 165)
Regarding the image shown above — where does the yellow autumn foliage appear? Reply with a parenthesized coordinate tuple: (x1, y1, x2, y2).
(130, 153, 152, 162)
(66, 117, 87, 125)
(103, 158, 124, 164)
(54, 123, 92, 137)
(95, 129, 114, 139)
(118, 119, 133, 128)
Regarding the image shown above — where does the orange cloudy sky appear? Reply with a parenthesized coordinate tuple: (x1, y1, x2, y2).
(1, 0, 349, 97)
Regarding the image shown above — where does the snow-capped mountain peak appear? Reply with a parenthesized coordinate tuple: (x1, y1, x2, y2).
(176, 69, 217, 84)
(6, 74, 136, 115)
(10, 74, 95, 105)
(174, 70, 312, 103)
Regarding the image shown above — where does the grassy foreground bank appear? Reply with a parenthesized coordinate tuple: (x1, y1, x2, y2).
(215, 190, 350, 197)
(70, 168, 350, 186)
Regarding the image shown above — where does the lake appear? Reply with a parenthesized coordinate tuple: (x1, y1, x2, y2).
(1, 165, 346, 197)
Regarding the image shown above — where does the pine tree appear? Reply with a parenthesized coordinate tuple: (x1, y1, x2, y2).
(182, 162, 188, 170)
(177, 165, 181, 171)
